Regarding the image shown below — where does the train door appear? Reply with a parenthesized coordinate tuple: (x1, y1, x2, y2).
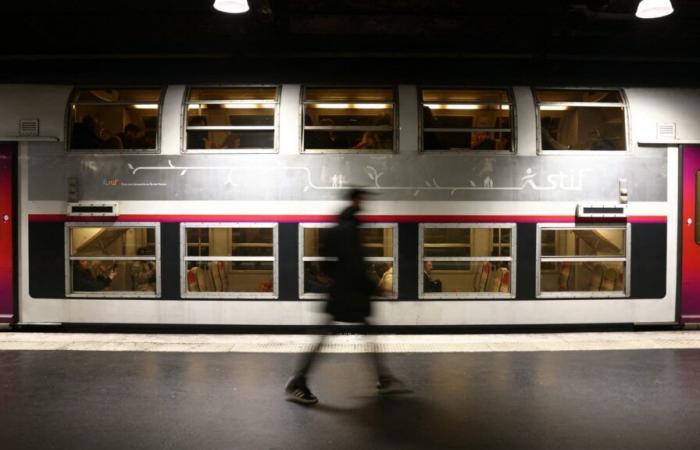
(0, 143, 15, 324)
(681, 145, 700, 323)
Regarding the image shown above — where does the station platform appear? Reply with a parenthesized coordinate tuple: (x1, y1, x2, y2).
(2, 331, 700, 450)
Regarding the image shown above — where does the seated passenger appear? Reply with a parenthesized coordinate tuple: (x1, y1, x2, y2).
(130, 247, 156, 291)
(541, 117, 570, 150)
(474, 132, 496, 150)
(423, 261, 442, 293)
(590, 128, 616, 150)
(74, 260, 116, 292)
(309, 118, 349, 149)
(119, 123, 145, 149)
(187, 116, 210, 149)
(71, 115, 103, 149)
(354, 131, 381, 150)
(377, 264, 393, 295)
(305, 262, 332, 294)
(220, 133, 241, 149)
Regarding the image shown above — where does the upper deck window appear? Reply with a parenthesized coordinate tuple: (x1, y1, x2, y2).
(68, 88, 162, 151)
(303, 87, 395, 152)
(420, 89, 513, 151)
(185, 87, 278, 152)
(535, 89, 627, 151)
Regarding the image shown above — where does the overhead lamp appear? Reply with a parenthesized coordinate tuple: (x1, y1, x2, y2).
(213, 0, 249, 14)
(133, 104, 159, 110)
(635, 0, 674, 19)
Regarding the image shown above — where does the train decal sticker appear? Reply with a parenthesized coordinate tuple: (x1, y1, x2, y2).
(125, 160, 591, 196)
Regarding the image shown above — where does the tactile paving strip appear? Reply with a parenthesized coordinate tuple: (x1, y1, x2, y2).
(2, 331, 700, 353)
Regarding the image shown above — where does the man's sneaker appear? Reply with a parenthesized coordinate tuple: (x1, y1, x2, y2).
(377, 375, 411, 395)
(285, 378, 318, 405)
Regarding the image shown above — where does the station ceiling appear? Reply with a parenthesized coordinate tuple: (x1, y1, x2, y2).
(1, 0, 699, 85)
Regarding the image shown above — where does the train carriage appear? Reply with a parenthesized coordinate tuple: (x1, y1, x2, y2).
(1, 83, 698, 328)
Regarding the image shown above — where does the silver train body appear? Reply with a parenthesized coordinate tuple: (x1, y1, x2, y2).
(1, 84, 697, 328)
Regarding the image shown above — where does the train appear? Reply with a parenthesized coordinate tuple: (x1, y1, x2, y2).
(1, 83, 699, 329)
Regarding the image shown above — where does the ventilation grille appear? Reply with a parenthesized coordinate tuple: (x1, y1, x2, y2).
(657, 123, 676, 140)
(19, 118, 40, 137)
(67, 202, 119, 217)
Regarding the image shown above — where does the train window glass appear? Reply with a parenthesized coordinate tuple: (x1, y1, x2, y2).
(66, 224, 160, 297)
(68, 88, 162, 152)
(535, 89, 627, 151)
(181, 223, 278, 298)
(185, 87, 278, 152)
(537, 225, 630, 297)
(419, 224, 516, 298)
(420, 88, 513, 151)
(299, 223, 398, 299)
(303, 87, 395, 152)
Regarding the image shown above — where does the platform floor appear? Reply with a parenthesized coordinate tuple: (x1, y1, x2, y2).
(1, 333, 700, 450)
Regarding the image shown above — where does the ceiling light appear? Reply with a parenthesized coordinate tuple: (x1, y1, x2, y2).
(133, 104, 159, 110)
(635, 0, 674, 19)
(213, 0, 250, 14)
(426, 104, 480, 110)
(540, 105, 569, 111)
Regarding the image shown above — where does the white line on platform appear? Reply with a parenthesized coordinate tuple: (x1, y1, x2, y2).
(2, 331, 700, 353)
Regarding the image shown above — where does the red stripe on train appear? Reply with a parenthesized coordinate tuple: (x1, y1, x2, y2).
(28, 214, 668, 223)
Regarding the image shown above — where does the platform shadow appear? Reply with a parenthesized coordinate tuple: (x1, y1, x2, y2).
(314, 394, 484, 449)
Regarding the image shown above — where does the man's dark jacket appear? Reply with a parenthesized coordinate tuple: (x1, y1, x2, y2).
(324, 205, 375, 323)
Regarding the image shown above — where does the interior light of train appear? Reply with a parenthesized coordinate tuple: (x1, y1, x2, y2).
(223, 103, 276, 109)
(213, 0, 249, 14)
(501, 105, 510, 110)
(635, 0, 673, 18)
(132, 104, 159, 109)
(540, 105, 569, 111)
(188, 104, 206, 110)
(425, 104, 481, 110)
(313, 103, 390, 109)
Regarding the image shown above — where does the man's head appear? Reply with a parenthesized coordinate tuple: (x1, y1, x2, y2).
(346, 188, 369, 209)
(424, 261, 433, 273)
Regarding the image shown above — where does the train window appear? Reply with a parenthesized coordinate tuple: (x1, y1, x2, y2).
(181, 224, 277, 298)
(302, 87, 395, 152)
(420, 88, 513, 151)
(299, 223, 398, 299)
(537, 225, 630, 298)
(66, 223, 160, 297)
(535, 89, 627, 151)
(184, 87, 278, 152)
(68, 88, 162, 152)
(419, 224, 516, 299)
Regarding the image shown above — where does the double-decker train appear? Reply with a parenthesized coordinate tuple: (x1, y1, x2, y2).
(1, 83, 699, 329)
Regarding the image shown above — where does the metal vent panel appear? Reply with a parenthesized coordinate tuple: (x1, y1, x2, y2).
(18, 118, 39, 137)
(657, 123, 676, 140)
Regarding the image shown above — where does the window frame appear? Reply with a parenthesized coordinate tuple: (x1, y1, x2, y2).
(418, 86, 516, 154)
(65, 222, 161, 298)
(66, 87, 164, 154)
(533, 87, 630, 154)
(535, 223, 631, 299)
(300, 86, 398, 154)
(180, 222, 279, 299)
(298, 222, 399, 300)
(182, 85, 280, 154)
(419, 223, 517, 300)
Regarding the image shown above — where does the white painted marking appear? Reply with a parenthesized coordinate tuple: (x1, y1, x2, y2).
(1, 332, 700, 353)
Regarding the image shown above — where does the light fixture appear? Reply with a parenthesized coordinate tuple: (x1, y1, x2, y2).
(213, 0, 249, 14)
(133, 104, 159, 110)
(635, 0, 674, 19)
(540, 105, 569, 111)
(425, 104, 480, 110)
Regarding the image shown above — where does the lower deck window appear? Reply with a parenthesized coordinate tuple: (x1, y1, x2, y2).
(419, 224, 516, 298)
(66, 223, 160, 297)
(181, 223, 277, 298)
(537, 225, 630, 297)
(299, 223, 398, 299)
